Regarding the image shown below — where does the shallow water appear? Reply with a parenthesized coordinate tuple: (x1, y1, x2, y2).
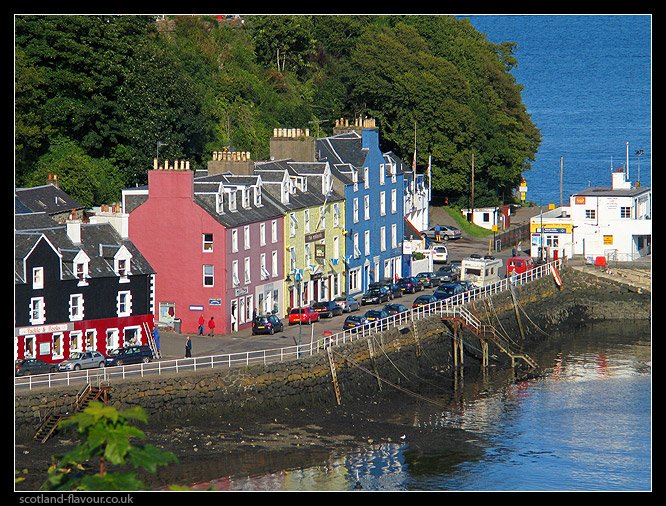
(182, 320, 651, 491)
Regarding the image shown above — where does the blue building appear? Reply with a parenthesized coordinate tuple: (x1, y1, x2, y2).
(316, 118, 405, 295)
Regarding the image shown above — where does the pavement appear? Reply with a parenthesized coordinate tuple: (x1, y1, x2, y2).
(153, 203, 650, 360)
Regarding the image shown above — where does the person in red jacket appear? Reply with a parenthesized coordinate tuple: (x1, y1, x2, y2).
(207, 316, 216, 337)
(197, 314, 205, 335)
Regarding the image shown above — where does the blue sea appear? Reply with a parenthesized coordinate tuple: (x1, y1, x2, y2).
(466, 14, 652, 207)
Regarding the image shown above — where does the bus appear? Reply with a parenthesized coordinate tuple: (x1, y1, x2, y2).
(460, 254, 503, 287)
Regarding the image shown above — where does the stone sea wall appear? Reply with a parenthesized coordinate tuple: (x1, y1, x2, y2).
(15, 266, 650, 442)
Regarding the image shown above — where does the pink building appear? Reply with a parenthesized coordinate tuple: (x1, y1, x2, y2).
(124, 160, 285, 335)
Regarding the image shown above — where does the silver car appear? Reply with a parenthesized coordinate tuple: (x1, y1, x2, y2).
(334, 295, 360, 313)
(57, 350, 106, 372)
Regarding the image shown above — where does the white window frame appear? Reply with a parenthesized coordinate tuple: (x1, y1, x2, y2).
(392, 223, 398, 248)
(380, 226, 386, 252)
(203, 233, 214, 252)
(203, 264, 214, 287)
(364, 167, 369, 189)
(333, 203, 340, 227)
(380, 164, 385, 185)
(364, 230, 370, 256)
(232, 229, 238, 253)
(290, 213, 297, 237)
(52, 332, 64, 359)
(228, 191, 237, 211)
(69, 293, 84, 321)
(271, 220, 278, 243)
(289, 247, 296, 273)
(69, 331, 83, 354)
(380, 191, 386, 216)
(353, 198, 359, 223)
(391, 189, 397, 214)
(117, 290, 132, 317)
(32, 267, 44, 290)
(272, 250, 278, 277)
(232, 260, 240, 287)
(244, 225, 250, 250)
(333, 236, 340, 259)
(261, 253, 268, 280)
(353, 233, 360, 258)
(364, 195, 370, 220)
(244, 257, 251, 284)
(305, 209, 311, 233)
(29, 297, 45, 325)
(260, 223, 266, 246)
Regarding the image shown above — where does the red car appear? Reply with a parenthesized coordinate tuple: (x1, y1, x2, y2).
(288, 307, 320, 325)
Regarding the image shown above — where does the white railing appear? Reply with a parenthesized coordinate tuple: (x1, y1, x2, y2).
(15, 260, 562, 391)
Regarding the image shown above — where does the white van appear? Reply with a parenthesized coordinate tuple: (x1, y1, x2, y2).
(460, 254, 503, 287)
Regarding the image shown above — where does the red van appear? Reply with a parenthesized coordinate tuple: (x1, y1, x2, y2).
(506, 256, 535, 276)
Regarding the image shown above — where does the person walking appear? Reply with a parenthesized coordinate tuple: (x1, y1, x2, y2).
(207, 316, 216, 337)
(185, 336, 192, 358)
(435, 224, 441, 242)
(197, 314, 205, 336)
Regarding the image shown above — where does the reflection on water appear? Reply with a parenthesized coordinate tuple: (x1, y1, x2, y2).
(193, 321, 651, 491)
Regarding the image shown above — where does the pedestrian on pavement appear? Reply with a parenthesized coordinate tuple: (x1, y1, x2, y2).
(197, 314, 205, 335)
(185, 336, 192, 358)
(512, 245, 517, 257)
(208, 316, 216, 337)
(435, 225, 441, 242)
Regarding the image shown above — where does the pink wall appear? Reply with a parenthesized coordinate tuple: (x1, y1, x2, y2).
(128, 170, 228, 334)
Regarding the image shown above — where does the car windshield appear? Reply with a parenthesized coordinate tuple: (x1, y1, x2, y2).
(68, 352, 83, 360)
(365, 289, 381, 295)
(290, 309, 305, 314)
(108, 349, 125, 356)
(312, 302, 327, 308)
(438, 286, 456, 294)
(334, 297, 346, 302)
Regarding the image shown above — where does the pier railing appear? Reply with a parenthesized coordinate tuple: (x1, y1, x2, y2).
(15, 260, 563, 391)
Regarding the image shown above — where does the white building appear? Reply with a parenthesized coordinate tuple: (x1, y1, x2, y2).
(530, 168, 651, 262)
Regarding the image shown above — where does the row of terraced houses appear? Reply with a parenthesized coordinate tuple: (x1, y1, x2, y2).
(15, 118, 432, 361)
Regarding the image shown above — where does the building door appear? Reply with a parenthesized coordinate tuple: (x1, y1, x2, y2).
(231, 299, 238, 332)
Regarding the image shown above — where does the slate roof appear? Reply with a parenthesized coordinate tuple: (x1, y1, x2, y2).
(315, 131, 367, 169)
(15, 217, 154, 284)
(15, 184, 84, 215)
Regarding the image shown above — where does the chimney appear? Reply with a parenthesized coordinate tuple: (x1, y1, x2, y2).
(66, 213, 82, 244)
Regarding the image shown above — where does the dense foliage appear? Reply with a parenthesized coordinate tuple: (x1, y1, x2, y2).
(15, 14, 540, 208)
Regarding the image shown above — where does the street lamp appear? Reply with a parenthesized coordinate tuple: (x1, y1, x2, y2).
(635, 149, 644, 186)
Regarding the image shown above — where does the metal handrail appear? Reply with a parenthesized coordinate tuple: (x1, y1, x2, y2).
(15, 260, 562, 391)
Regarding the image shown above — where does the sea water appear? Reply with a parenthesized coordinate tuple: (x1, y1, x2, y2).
(466, 14, 652, 207)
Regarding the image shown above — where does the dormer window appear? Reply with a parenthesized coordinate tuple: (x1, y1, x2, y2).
(114, 246, 132, 283)
(216, 191, 224, 213)
(242, 188, 250, 209)
(228, 191, 237, 211)
(254, 186, 262, 206)
(32, 267, 44, 290)
(73, 250, 90, 286)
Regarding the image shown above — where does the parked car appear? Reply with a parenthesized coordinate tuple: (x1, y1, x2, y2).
(458, 280, 476, 292)
(423, 225, 462, 241)
(288, 307, 320, 325)
(361, 287, 390, 305)
(15, 358, 56, 376)
(416, 271, 443, 288)
(412, 294, 438, 311)
(251, 314, 285, 335)
(432, 245, 448, 263)
(57, 351, 106, 372)
(433, 282, 466, 301)
(334, 295, 361, 313)
(382, 303, 409, 317)
(370, 280, 402, 299)
(105, 345, 154, 366)
(435, 264, 459, 283)
(343, 314, 370, 332)
(396, 276, 424, 294)
(364, 309, 389, 329)
(506, 256, 536, 277)
(312, 300, 344, 318)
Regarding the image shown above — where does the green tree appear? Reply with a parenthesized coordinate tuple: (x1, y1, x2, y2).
(41, 402, 178, 491)
(25, 137, 125, 208)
